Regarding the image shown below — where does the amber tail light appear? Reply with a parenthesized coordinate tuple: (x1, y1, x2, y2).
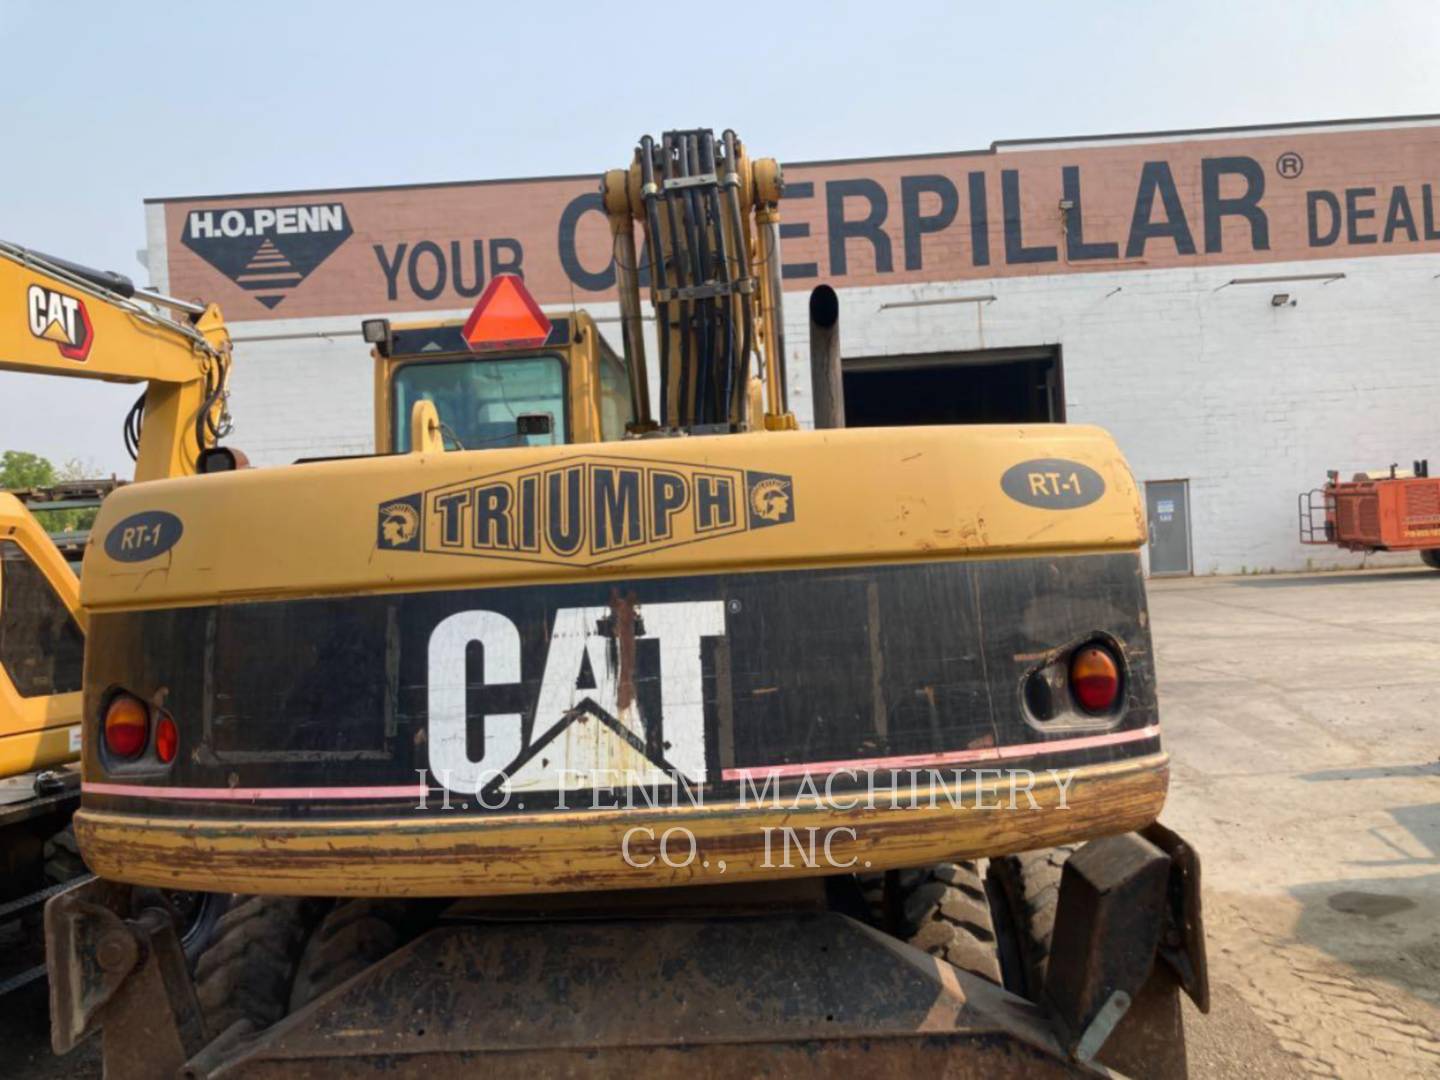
(103, 694, 149, 759)
(1069, 644, 1122, 714)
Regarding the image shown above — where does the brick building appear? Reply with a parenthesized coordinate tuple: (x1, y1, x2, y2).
(143, 115, 1440, 574)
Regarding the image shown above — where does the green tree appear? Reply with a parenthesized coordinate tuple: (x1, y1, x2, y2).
(0, 450, 103, 532)
(0, 449, 57, 490)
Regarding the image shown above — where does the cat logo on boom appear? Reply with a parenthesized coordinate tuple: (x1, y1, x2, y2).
(26, 284, 93, 361)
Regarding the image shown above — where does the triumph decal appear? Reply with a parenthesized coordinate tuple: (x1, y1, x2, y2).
(181, 202, 353, 309)
(427, 599, 723, 798)
(377, 456, 795, 565)
(26, 284, 93, 361)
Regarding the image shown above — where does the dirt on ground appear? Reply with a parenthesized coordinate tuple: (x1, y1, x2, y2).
(1158, 568, 1440, 1077)
(6, 567, 1440, 1078)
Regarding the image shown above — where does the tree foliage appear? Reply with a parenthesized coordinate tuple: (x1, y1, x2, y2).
(0, 449, 56, 490)
(1, 450, 102, 532)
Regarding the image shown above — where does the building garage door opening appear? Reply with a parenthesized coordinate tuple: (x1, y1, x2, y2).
(841, 347, 1063, 427)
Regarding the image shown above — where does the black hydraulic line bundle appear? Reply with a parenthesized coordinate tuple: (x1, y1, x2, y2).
(637, 129, 754, 430)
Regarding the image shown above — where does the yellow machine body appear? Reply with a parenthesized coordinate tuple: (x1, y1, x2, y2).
(69, 132, 1166, 900)
(74, 421, 1163, 897)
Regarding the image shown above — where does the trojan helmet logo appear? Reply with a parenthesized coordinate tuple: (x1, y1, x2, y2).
(377, 499, 421, 550)
(27, 285, 93, 361)
(747, 473, 794, 527)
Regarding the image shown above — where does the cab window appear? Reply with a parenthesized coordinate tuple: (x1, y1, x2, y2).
(0, 539, 83, 698)
(392, 355, 566, 452)
(598, 343, 635, 441)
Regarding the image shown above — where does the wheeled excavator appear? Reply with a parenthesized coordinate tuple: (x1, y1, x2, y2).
(48, 130, 1207, 1077)
(0, 239, 233, 994)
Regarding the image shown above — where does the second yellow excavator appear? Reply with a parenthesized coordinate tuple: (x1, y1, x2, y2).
(0, 239, 233, 994)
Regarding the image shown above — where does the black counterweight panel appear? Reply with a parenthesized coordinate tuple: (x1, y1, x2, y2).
(84, 552, 1157, 819)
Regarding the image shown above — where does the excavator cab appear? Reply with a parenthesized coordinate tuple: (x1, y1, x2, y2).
(365, 282, 634, 454)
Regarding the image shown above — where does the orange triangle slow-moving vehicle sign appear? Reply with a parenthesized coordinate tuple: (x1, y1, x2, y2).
(461, 274, 553, 351)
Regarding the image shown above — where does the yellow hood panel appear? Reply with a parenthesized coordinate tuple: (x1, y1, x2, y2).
(80, 425, 1144, 612)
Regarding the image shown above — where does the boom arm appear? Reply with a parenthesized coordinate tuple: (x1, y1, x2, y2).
(602, 129, 795, 433)
(0, 240, 232, 481)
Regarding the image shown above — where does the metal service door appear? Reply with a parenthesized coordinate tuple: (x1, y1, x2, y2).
(1145, 480, 1192, 576)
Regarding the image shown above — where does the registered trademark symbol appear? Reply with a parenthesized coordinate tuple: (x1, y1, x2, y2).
(1275, 151, 1304, 179)
(728, 599, 742, 614)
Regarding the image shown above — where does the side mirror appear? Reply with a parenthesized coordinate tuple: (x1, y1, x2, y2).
(516, 413, 553, 438)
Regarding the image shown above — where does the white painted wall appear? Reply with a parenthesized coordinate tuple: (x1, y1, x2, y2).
(220, 251, 1440, 575)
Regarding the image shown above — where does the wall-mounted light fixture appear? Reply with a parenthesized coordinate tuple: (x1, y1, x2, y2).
(1270, 293, 1293, 307)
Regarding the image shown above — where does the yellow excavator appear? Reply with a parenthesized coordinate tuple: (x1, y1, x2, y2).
(47, 130, 1207, 1077)
(0, 239, 233, 994)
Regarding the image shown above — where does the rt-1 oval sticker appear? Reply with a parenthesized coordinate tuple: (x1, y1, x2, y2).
(103, 510, 183, 562)
(1000, 459, 1105, 510)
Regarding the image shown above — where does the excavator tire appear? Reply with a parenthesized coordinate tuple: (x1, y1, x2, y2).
(986, 844, 1076, 999)
(891, 861, 1004, 984)
(1421, 549, 1440, 570)
(288, 899, 417, 1012)
(194, 896, 329, 1038)
(135, 886, 229, 963)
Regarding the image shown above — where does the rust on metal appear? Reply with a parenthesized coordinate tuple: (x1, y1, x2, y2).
(73, 756, 1169, 898)
(603, 588, 641, 711)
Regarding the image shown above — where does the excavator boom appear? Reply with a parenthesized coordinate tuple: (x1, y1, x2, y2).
(0, 240, 232, 481)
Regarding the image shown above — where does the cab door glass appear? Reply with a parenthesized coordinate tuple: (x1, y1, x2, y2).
(0, 539, 83, 697)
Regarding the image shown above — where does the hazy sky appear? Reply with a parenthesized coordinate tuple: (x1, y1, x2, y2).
(2, 0, 1437, 475)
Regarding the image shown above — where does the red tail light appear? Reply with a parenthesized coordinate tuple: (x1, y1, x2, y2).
(1070, 644, 1121, 714)
(103, 694, 149, 758)
(155, 713, 178, 764)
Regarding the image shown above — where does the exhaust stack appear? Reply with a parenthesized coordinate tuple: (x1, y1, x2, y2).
(808, 285, 844, 429)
